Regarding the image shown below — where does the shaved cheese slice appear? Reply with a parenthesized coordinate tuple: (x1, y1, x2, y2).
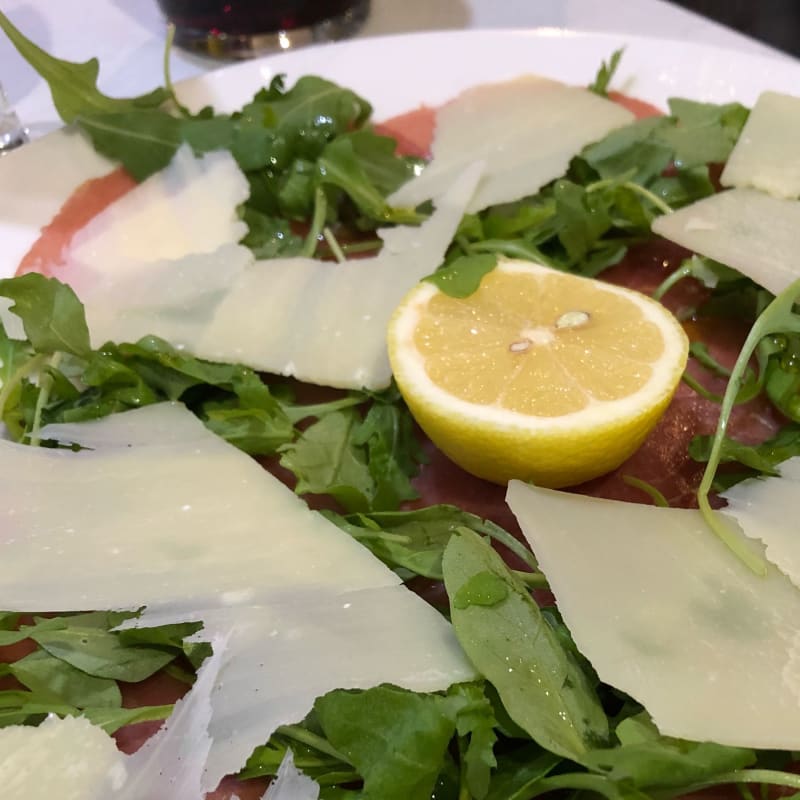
(0, 715, 126, 798)
(721, 91, 800, 199)
(65, 145, 248, 283)
(118, 635, 227, 800)
(131, 586, 473, 791)
(263, 751, 320, 800)
(722, 457, 800, 590)
(390, 76, 633, 212)
(506, 480, 800, 749)
(652, 188, 800, 296)
(1, 403, 401, 609)
(80, 243, 254, 349)
(192, 162, 483, 390)
(0, 404, 475, 788)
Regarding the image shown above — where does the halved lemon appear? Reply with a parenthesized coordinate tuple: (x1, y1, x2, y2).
(387, 258, 689, 488)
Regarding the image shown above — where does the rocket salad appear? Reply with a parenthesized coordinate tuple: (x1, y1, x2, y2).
(3, 11, 800, 800)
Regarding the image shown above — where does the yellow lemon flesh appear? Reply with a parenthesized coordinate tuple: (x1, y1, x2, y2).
(387, 258, 689, 488)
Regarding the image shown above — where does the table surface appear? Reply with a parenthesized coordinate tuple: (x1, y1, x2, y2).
(1, 0, 795, 137)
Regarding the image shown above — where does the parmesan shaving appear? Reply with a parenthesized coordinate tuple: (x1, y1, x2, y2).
(0, 715, 126, 799)
(506, 480, 800, 749)
(722, 457, 800, 591)
(66, 145, 249, 283)
(652, 188, 800, 296)
(721, 91, 800, 199)
(262, 750, 320, 800)
(390, 76, 634, 212)
(193, 162, 483, 389)
(0, 404, 475, 791)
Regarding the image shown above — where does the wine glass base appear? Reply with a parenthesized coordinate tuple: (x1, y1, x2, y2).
(172, 0, 370, 59)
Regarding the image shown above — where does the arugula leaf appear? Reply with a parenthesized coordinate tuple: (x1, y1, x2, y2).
(82, 704, 175, 734)
(280, 393, 423, 512)
(661, 98, 749, 169)
(280, 408, 375, 511)
(270, 76, 372, 151)
(353, 393, 423, 510)
(484, 746, 562, 800)
(118, 621, 210, 670)
(442, 529, 608, 761)
(0, 612, 20, 631)
(0, 10, 168, 123)
(589, 49, 624, 97)
(315, 684, 459, 800)
(425, 254, 498, 298)
(319, 133, 422, 224)
(10, 649, 121, 708)
(77, 111, 182, 181)
(581, 117, 673, 184)
(0, 274, 90, 357)
(583, 712, 755, 789)
(241, 207, 304, 259)
(31, 625, 175, 682)
(553, 180, 613, 263)
(450, 682, 498, 798)
(689, 423, 800, 480)
(326, 505, 533, 580)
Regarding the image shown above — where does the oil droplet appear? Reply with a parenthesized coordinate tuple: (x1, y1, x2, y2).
(453, 571, 508, 610)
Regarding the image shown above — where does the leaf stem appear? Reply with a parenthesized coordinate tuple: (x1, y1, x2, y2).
(275, 724, 351, 765)
(322, 226, 347, 264)
(512, 569, 550, 589)
(521, 771, 630, 800)
(586, 177, 674, 217)
(302, 187, 328, 258)
(697, 276, 800, 574)
(0, 352, 46, 422)
(680, 769, 800, 796)
(622, 181, 674, 216)
(621, 475, 669, 507)
(653, 263, 692, 301)
(27, 352, 61, 447)
(484, 525, 539, 572)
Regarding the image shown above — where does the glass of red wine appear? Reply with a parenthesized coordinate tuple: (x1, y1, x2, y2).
(157, 0, 371, 58)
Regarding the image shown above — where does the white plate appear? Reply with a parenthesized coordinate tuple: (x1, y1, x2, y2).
(1, 28, 800, 274)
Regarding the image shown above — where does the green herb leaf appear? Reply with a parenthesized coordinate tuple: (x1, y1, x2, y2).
(589, 49, 624, 97)
(450, 682, 498, 798)
(353, 394, 422, 510)
(425, 254, 499, 298)
(325, 504, 526, 580)
(319, 133, 422, 224)
(315, 684, 459, 800)
(83, 703, 175, 734)
(484, 746, 562, 800)
(280, 408, 374, 511)
(0, 274, 91, 357)
(31, 626, 175, 682)
(0, 10, 168, 123)
(583, 712, 755, 789)
(661, 99, 749, 169)
(10, 649, 121, 708)
(77, 111, 182, 181)
(442, 529, 609, 761)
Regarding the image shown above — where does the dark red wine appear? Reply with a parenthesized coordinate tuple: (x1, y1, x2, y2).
(158, 0, 365, 36)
